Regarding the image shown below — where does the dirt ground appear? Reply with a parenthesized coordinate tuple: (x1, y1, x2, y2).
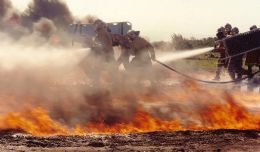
(0, 129, 259, 152)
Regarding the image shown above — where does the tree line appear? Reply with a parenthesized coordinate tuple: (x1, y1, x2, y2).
(153, 34, 215, 51)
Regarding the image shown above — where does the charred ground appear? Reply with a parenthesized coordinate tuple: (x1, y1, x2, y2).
(0, 129, 259, 151)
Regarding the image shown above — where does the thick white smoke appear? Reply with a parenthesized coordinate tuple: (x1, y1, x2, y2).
(0, 41, 85, 71)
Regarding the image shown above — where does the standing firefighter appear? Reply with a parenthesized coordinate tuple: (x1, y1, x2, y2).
(81, 19, 116, 87)
(93, 20, 115, 63)
(245, 25, 260, 91)
(225, 23, 232, 36)
(213, 27, 227, 81)
(245, 25, 260, 78)
(227, 27, 247, 81)
(127, 31, 156, 85)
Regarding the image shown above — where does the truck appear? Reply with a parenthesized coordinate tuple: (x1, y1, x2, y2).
(68, 22, 132, 46)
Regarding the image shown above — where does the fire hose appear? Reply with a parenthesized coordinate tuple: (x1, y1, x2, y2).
(155, 59, 260, 84)
(155, 37, 260, 84)
(220, 46, 260, 61)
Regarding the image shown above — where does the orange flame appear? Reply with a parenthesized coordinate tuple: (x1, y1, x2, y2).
(0, 83, 259, 136)
(0, 95, 259, 137)
(199, 94, 260, 130)
(76, 110, 183, 134)
(0, 107, 69, 136)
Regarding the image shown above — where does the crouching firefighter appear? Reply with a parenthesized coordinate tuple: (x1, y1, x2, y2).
(213, 27, 228, 81)
(111, 34, 131, 70)
(127, 31, 157, 86)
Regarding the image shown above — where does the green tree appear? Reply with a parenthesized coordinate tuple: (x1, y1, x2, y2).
(171, 33, 215, 50)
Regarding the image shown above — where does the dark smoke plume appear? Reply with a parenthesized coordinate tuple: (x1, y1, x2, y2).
(22, 0, 73, 29)
(0, 0, 12, 21)
(33, 17, 57, 39)
(81, 15, 99, 24)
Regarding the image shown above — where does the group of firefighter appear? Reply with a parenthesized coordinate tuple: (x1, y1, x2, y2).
(84, 20, 259, 88)
(214, 23, 260, 85)
(82, 20, 156, 86)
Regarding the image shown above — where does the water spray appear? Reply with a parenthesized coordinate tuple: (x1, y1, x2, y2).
(156, 47, 213, 63)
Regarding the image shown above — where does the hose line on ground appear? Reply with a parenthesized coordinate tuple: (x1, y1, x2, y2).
(155, 60, 260, 84)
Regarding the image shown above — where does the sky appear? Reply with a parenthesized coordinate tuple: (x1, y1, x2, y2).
(10, 0, 260, 41)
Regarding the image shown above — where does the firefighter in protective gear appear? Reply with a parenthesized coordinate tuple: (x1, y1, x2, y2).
(81, 19, 116, 87)
(245, 25, 260, 78)
(127, 31, 156, 61)
(127, 31, 156, 85)
(93, 20, 115, 62)
(213, 27, 227, 81)
(225, 23, 232, 36)
(127, 31, 156, 63)
(111, 34, 131, 70)
(227, 27, 247, 81)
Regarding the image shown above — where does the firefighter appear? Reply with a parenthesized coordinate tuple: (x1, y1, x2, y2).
(245, 25, 260, 78)
(127, 31, 156, 85)
(213, 27, 227, 81)
(111, 34, 131, 70)
(245, 25, 260, 91)
(93, 20, 115, 62)
(227, 27, 247, 81)
(224, 23, 232, 36)
(81, 20, 116, 87)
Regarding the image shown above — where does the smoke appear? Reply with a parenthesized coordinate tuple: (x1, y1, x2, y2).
(22, 0, 73, 28)
(0, 0, 258, 134)
(80, 15, 99, 24)
(0, 26, 144, 127)
(0, 0, 142, 127)
(33, 18, 57, 38)
(0, 26, 259, 132)
(0, 9, 231, 128)
(0, 0, 12, 22)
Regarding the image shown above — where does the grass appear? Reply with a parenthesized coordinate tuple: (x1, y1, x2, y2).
(186, 59, 218, 71)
